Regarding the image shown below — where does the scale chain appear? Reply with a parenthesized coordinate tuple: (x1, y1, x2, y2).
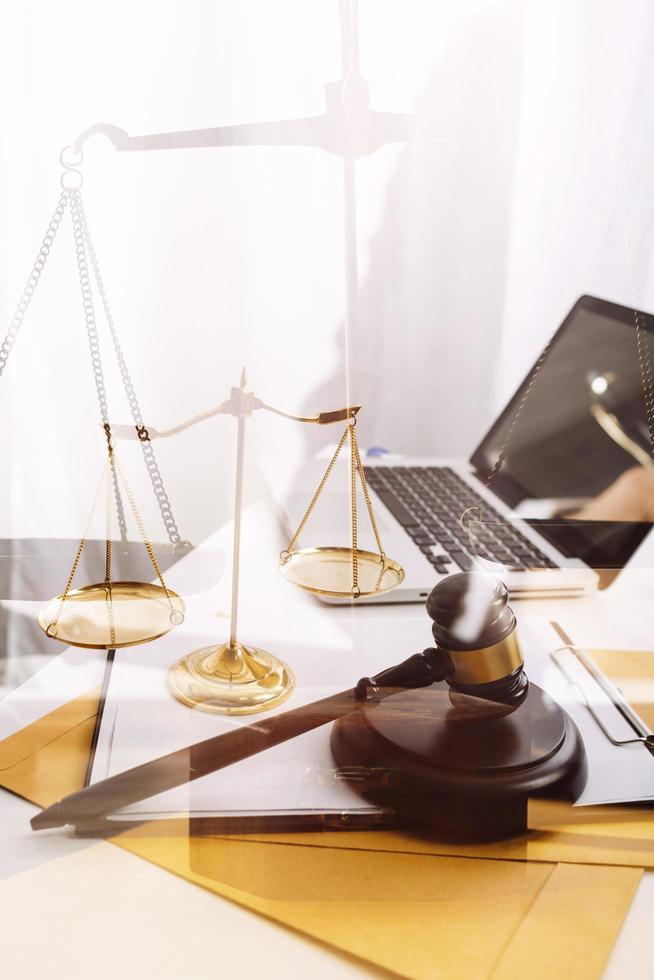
(349, 422, 360, 597)
(283, 425, 350, 557)
(45, 458, 110, 637)
(113, 454, 179, 618)
(105, 458, 117, 646)
(67, 188, 180, 622)
(459, 337, 554, 556)
(69, 189, 111, 424)
(0, 180, 183, 547)
(110, 461, 129, 544)
(351, 426, 385, 559)
(463, 310, 653, 560)
(283, 417, 387, 598)
(68, 188, 129, 544)
(634, 312, 654, 457)
(75, 190, 184, 547)
(483, 338, 554, 492)
(0, 191, 69, 380)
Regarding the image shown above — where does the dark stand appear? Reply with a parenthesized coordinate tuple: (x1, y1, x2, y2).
(331, 680, 586, 840)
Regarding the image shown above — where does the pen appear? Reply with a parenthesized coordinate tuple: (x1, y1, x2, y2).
(32, 648, 445, 831)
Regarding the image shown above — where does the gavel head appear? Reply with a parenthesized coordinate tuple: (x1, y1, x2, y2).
(426, 572, 528, 707)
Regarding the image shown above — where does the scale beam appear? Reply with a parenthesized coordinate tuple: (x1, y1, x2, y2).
(109, 399, 361, 441)
(71, 79, 443, 161)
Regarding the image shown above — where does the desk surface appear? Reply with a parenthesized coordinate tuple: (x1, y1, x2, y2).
(1, 506, 653, 978)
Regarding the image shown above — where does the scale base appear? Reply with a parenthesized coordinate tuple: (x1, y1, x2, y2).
(331, 681, 586, 840)
(168, 641, 295, 715)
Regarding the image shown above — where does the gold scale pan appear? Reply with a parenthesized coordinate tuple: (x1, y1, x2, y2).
(37, 426, 185, 651)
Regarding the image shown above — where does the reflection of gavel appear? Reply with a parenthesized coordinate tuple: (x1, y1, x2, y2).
(32, 573, 584, 839)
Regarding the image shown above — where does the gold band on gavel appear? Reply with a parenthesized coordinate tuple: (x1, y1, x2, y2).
(444, 632, 523, 685)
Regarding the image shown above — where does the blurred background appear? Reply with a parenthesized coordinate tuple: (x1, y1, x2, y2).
(0, 0, 653, 589)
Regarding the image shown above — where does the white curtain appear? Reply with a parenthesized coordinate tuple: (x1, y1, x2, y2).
(0, 0, 652, 544)
(496, 0, 654, 406)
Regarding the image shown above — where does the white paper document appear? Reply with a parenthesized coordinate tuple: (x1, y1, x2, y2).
(88, 612, 392, 821)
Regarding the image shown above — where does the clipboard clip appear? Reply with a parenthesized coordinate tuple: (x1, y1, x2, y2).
(550, 621, 654, 748)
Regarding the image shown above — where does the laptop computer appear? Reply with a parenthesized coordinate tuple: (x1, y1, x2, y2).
(276, 295, 653, 602)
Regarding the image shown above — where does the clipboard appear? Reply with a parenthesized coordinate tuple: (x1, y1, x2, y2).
(550, 621, 654, 750)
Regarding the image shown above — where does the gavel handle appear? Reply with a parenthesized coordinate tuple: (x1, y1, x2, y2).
(356, 647, 452, 700)
(31, 648, 451, 832)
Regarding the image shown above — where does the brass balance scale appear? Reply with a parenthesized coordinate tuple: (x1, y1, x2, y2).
(0, 155, 404, 715)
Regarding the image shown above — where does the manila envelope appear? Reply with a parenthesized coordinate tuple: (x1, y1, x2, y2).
(114, 824, 640, 980)
(0, 689, 644, 979)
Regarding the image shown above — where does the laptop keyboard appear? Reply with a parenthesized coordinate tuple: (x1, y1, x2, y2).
(363, 465, 558, 574)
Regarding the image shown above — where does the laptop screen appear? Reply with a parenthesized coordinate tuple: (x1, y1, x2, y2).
(470, 295, 654, 568)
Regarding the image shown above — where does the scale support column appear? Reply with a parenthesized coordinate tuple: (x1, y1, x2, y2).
(167, 371, 295, 715)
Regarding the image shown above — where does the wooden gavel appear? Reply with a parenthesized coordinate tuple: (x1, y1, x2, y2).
(33, 573, 583, 836)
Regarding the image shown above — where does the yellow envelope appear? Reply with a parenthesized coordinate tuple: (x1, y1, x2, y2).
(113, 823, 639, 980)
(0, 690, 99, 804)
(0, 690, 643, 979)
